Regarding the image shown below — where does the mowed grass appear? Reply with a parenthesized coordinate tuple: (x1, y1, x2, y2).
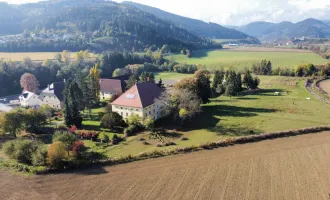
(105, 75, 330, 158)
(167, 49, 329, 70)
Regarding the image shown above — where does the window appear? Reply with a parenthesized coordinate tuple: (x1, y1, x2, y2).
(145, 113, 147, 117)
(136, 109, 138, 111)
(149, 111, 151, 115)
(121, 107, 123, 109)
(126, 113, 128, 117)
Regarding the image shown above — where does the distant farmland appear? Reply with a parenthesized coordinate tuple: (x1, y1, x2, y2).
(167, 48, 329, 70)
(0, 52, 97, 62)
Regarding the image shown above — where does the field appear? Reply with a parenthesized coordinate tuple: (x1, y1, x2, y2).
(2, 131, 330, 199)
(167, 48, 328, 70)
(319, 79, 330, 95)
(0, 52, 97, 62)
(96, 74, 330, 158)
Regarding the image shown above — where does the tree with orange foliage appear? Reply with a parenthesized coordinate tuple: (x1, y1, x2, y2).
(47, 141, 67, 169)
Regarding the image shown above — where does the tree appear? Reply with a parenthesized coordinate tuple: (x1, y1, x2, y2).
(47, 141, 67, 169)
(61, 50, 70, 64)
(127, 115, 142, 127)
(89, 63, 100, 103)
(157, 78, 165, 90)
(63, 80, 83, 128)
(20, 73, 40, 93)
(101, 112, 126, 129)
(53, 131, 78, 155)
(194, 69, 211, 104)
(23, 109, 47, 133)
(143, 117, 155, 130)
(126, 75, 138, 89)
(0, 110, 24, 138)
(212, 70, 225, 90)
(55, 53, 62, 62)
(174, 77, 198, 94)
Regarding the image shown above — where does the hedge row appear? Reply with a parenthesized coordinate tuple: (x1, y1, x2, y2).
(89, 126, 330, 166)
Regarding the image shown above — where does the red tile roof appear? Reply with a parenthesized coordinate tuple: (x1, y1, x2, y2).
(99, 79, 126, 94)
(111, 82, 162, 108)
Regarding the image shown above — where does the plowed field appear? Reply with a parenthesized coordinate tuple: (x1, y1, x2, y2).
(2, 131, 330, 200)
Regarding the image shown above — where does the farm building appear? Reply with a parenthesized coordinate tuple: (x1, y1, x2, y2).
(111, 82, 163, 120)
(39, 81, 66, 109)
(99, 79, 127, 100)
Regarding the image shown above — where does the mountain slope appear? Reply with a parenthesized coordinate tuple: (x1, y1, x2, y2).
(236, 18, 330, 41)
(0, 0, 214, 52)
(122, 1, 250, 40)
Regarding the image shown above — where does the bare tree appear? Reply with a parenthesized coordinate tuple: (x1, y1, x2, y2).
(20, 73, 40, 94)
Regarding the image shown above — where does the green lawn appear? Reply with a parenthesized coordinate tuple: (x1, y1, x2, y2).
(102, 76, 330, 158)
(167, 49, 328, 70)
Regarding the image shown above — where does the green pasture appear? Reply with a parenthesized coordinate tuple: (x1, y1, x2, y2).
(166, 49, 328, 70)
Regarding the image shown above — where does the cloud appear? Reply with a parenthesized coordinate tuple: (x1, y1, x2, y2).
(3, 0, 330, 25)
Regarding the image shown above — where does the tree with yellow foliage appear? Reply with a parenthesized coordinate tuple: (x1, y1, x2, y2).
(47, 141, 67, 169)
(89, 63, 101, 103)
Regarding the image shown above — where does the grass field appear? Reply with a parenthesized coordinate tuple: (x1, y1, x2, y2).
(102, 75, 330, 158)
(167, 48, 329, 70)
(2, 131, 330, 199)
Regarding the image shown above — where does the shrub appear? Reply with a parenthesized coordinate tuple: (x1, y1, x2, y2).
(112, 134, 120, 145)
(47, 141, 67, 169)
(101, 112, 126, 129)
(181, 137, 189, 141)
(53, 131, 78, 155)
(124, 125, 140, 137)
(72, 141, 86, 157)
(127, 115, 142, 127)
(98, 133, 110, 143)
(143, 117, 155, 130)
(142, 141, 150, 145)
(3, 139, 35, 164)
(31, 145, 47, 166)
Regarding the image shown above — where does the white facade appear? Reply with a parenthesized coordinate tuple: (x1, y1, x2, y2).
(39, 94, 61, 109)
(100, 92, 113, 100)
(19, 92, 41, 108)
(112, 101, 163, 120)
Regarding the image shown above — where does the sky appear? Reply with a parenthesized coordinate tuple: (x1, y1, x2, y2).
(2, 0, 330, 25)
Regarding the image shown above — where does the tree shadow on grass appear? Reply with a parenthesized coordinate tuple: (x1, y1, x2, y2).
(248, 89, 286, 96)
(169, 104, 278, 136)
(82, 124, 101, 131)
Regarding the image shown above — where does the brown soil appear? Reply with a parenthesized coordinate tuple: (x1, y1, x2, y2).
(2, 131, 330, 200)
(319, 79, 330, 96)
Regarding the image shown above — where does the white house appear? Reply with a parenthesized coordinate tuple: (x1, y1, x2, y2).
(19, 91, 41, 108)
(111, 82, 163, 120)
(39, 81, 65, 109)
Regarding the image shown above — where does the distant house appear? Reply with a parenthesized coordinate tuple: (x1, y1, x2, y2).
(39, 81, 66, 109)
(99, 79, 127, 100)
(111, 82, 163, 120)
(19, 91, 41, 108)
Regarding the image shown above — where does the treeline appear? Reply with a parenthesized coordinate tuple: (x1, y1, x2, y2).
(251, 59, 330, 77)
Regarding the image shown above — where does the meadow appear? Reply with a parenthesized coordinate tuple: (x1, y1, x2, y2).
(2, 131, 330, 199)
(167, 48, 329, 70)
(0, 52, 97, 61)
(87, 74, 330, 158)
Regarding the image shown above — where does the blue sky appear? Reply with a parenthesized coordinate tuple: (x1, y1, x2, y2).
(2, 0, 330, 25)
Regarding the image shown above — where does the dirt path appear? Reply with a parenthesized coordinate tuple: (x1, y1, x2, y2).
(2, 132, 330, 200)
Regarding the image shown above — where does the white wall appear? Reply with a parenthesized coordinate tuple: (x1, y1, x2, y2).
(21, 94, 41, 107)
(40, 95, 61, 109)
(112, 102, 163, 121)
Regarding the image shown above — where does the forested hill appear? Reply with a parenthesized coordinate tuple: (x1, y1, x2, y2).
(123, 1, 250, 40)
(236, 18, 330, 42)
(0, 0, 218, 53)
